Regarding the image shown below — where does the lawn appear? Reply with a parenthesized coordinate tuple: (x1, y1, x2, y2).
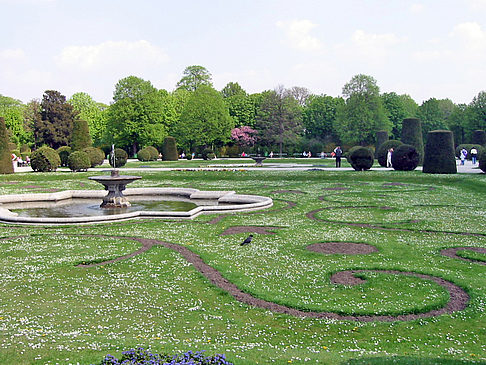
(0, 167, 485, 364)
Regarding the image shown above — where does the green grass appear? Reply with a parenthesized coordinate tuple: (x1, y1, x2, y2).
(0, 168, 485, 364)
(456, 249, 486, 263)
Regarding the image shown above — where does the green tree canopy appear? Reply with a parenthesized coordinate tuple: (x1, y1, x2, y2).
(303, 94, 344, 141)
(221, 82, 246, 98)
(335, 74, 390, 145)
(68, 92, 107, 146)
(255, 86, 303, 156)
(417, 98, 450, 140)
(382, 92, 418, 139)
(467, 91, 486, 134)
(35, 90, 78, 149)
(171, 85, 233, 151)
(0, 94, 29, 146)
(176, 65, 213, 92)
(105, 76, 169, 155)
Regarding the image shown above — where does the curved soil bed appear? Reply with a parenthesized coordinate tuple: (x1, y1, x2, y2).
(307, 207, 486, 237)
(441, 247, 486, 265)
(75, 235, 469, 322)
(307, 242, 378, 255)
(220, 226, 282, 236)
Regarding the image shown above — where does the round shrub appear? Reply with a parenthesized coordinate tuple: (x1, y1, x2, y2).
(346, 146, 374, 171)
(109, 148, 128, 168)
(423, 130, 456, 174)
(68, 151, 90, 172)
(31, 146, 61, 172)
(137, 148, 151, 162)
(201, 147, 215, 160)
(472, 130, 486, 146)
(57, 146, 72, 167)
(375, 130, 389, 158)
(83, 147, 105, 167)
(376, 140, 403, 167)
(479, 149, 486, 173)
(145, 146, 159, 161)
(401, 118, 424, 164)
(162, 136, 178, 161)
(186, 153, 193, 160)
(391, 144, 419, 171)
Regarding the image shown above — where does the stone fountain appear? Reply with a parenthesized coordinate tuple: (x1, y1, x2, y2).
(88, 169, 141, 208)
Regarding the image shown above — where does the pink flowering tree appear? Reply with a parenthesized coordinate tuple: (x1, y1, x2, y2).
(231, 126, 258, 147)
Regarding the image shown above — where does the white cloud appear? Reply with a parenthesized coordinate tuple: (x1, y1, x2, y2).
(349, 30, 406, 63)
(409, 3, 425, 13)
(276, 19, 322, 51)
(0, 48, 27, 61)
(57, 40, 169, 71)
(467, 0, 486, 9)
(450, 22, 486, 50)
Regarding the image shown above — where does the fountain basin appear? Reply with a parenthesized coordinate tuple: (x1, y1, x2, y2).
(88, 170, 142, 208)
(0, 188, 273, 225)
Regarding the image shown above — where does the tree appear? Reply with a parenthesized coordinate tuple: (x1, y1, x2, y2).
(382, 92, 418, 139)
(176, 65, 212, 92)
(0, 95, 29, 146)
(303, 94, 343, 141)
(231, 126, 258, 147)
(335, 74, 390, 145)
(68, 92, 107, 146)
(467, 91, 486, 137)
(417, 98, 450, 140)
(171, 85, 234, 151)
(255, 86, 303, 156)
(221, 82, 246, 98)
(287, 86, 311, 107)
(35, 90, 78, 149)
(105, 76, 169, 155)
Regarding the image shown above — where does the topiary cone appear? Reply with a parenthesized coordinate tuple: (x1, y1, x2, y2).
(423, 130, 457, 174)
(375, 130, 388, 158)
(0, 117, 14, 174)
(401, 118, 424, 165)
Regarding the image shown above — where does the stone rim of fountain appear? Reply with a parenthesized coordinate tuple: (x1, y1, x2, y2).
(0, 188, 273, 225)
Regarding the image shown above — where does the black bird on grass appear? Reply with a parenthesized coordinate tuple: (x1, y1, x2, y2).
(240, 234, 253, 246)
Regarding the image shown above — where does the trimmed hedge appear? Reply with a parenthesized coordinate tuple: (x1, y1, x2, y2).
(202, 147, 216, 160)
(375, 130, 389, 158)
(455, 144, 483, 160)
(401, 118, 424, 165)
(162, 137, 178, 161)
(471, 130, 486, 146)
(109, 148, 128, 168)
(0, 117, 14, 174)
(479, 149, 486, 173)
(391, 144, 419, 171)
(31, 146, 61, 172)
(376, 140, 403, 167)
(83, 147, 105, 167)
(68, 151, 91, 172)
(423, 130, 456, 174)
(145, 146, 159, 160)
(347, 146, 374, 171)
(70, 119, 92, 151)
(57, 146, 72, 167)
(137, 148, 152, 162)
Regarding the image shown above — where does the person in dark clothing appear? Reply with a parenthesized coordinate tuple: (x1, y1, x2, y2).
(334, 146, 343, 167)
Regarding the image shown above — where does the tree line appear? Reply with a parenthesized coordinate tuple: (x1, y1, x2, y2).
(1, 66, 485, 157)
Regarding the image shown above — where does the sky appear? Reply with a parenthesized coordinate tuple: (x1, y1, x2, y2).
(0, 0, 485, 105)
